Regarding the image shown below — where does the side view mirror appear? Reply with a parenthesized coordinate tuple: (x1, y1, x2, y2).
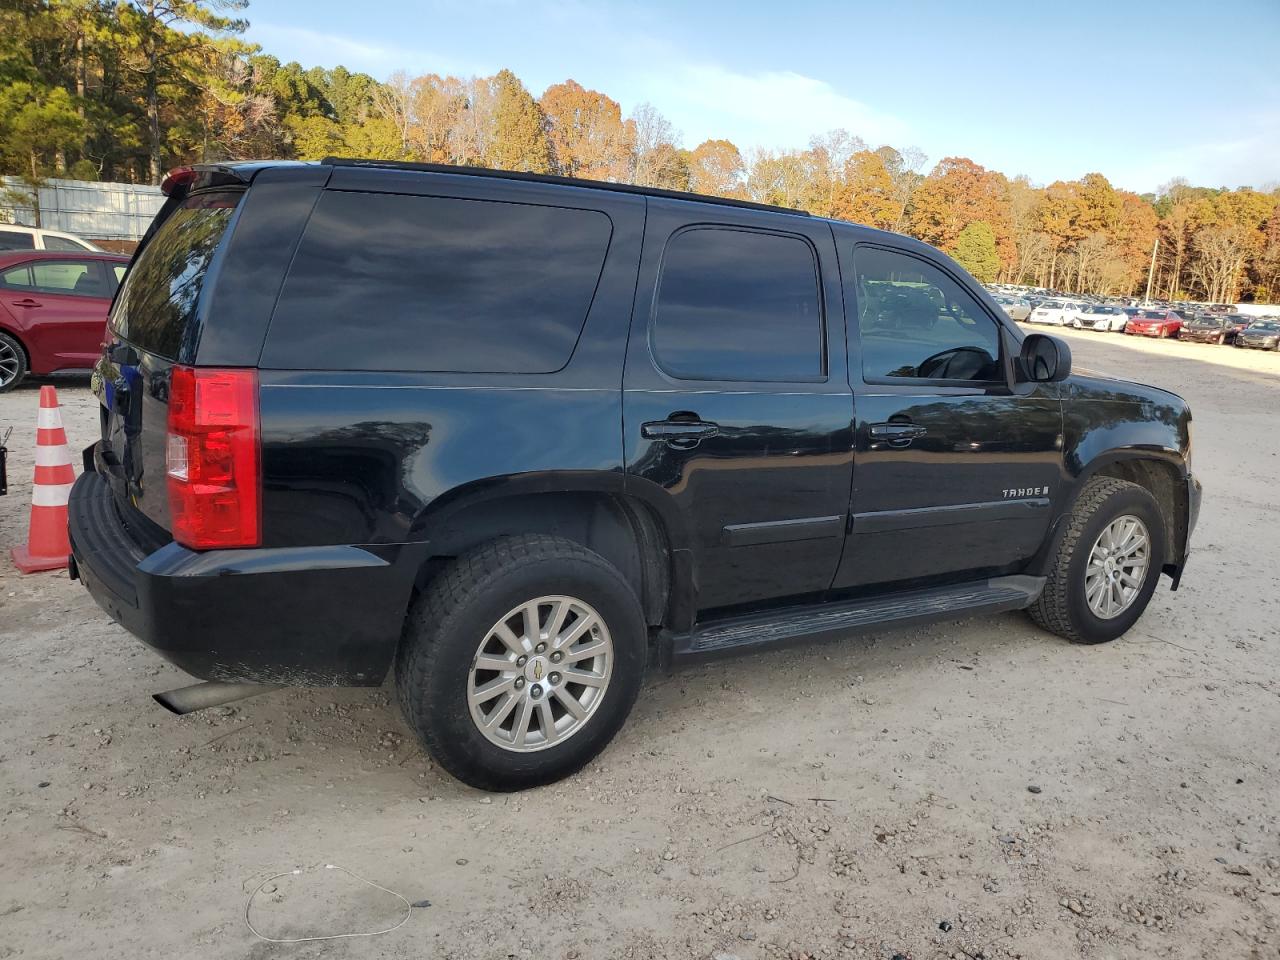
(1018, 333, 1072, 383)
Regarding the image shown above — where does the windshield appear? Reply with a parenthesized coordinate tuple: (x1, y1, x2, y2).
(1249, 321, 1279, 331)
(1138, 310, 1167, 319)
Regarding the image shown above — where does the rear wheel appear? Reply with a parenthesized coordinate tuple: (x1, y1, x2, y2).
(0, 332, 27, 392)
(1028, 477, 1166, 644)
(396, 535, 647, 791)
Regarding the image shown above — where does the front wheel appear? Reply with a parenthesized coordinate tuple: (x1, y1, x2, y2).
(1028, 477, 1166, 644)
(396, 535, 647, 791)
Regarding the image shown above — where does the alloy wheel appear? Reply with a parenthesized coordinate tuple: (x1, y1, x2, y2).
(1084, 515, 1150, 620)
(467, 596, 613, 752)
(0, 338, 20, 387)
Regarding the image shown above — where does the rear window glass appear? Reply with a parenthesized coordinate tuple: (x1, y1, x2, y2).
(263, 191, 613, 373)
(0, 229, 35, 250)
(109, 192, 242, 360)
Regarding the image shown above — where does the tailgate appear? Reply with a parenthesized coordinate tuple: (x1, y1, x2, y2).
(93, 189, 244, 533)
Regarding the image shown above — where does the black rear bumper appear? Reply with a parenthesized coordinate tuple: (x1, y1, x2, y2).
(69, 460, 416, 685)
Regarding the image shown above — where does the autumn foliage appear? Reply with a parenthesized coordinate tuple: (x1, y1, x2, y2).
(3, 0, 1279, 301)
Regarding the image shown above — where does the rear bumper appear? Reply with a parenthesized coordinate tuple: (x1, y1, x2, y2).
(68, 461, 416, 685)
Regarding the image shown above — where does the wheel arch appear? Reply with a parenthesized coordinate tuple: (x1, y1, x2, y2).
(0, 324, 31, 363)
(1041, 451, 1189, 578)
(409, 487, 682, 631)
(1085, 456, 1188, 574)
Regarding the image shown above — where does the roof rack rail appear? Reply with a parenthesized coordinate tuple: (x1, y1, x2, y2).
(320, 157, 810, 217)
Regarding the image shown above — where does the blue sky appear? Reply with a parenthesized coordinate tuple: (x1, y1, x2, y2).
(243, 0, 1280, 194)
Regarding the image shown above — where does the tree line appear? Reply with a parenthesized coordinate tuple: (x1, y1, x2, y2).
(4, 0, 1278, 302)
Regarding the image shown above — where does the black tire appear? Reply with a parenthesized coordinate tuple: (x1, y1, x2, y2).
(396, 535, 647, 791)
(0, 331, 28, 393)
(1028, 477, 1166, 644)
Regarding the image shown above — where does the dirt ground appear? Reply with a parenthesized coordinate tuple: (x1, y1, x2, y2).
(1, 330, 1277, 960)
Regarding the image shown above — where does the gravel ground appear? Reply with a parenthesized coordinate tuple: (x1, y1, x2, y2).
(1, 330, 1277, 960)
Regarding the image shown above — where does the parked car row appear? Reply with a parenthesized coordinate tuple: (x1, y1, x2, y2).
(983, 283, 1279, 352)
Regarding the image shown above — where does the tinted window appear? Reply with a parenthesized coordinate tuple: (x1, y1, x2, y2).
(109, 192, 241, 360)
(0, 230, 36, 251)
(651, 228, 822, 381)
(44, 235, 88, 251)
(264, 191, 612, 373)
(1, 260, 106, 296)
(853, 246, 1001, 382)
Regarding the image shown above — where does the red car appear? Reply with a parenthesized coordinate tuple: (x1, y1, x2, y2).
(0, 250, 131, 391)
(1124, 308, 1184, 339)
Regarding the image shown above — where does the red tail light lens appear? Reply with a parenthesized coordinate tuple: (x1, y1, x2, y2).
(166, 366, 260, 549)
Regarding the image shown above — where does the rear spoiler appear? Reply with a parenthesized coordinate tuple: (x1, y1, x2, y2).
(127, 165, 272, 276)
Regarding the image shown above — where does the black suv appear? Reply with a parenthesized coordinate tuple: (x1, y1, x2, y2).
(69, 160, 1201, 790)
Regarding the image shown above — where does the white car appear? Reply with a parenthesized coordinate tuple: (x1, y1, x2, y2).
(1027, 299, 1085, 325)
(1070, 304, 1129, 332)
(992, 294, 1032, 321)
(0, 224, 103, 252)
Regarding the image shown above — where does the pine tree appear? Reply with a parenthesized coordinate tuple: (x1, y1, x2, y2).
(953, 221, 1000, 282)
(485, 69, 550, 173)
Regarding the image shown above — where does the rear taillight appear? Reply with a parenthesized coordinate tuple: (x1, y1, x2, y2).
(166, 366, 260, 549)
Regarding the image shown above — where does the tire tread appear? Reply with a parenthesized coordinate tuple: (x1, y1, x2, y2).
(1028, 476, 1141, 643)
(395, 534, 642, 790)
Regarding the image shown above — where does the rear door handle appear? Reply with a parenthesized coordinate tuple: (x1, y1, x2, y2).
(11, 298, 42, 308)
(641, 418, 720, 447)
(869, 422, 928, 446)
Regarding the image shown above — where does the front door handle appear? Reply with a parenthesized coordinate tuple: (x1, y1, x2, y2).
(869, 422, 928, 447)
(11, 298, 42, 308)
(641, 418, 720, 447)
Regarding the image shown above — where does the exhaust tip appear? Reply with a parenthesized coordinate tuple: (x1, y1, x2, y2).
(153, 681, 283, 716)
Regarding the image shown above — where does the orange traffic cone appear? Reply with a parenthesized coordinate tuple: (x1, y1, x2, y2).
(10, 385, 74, 573)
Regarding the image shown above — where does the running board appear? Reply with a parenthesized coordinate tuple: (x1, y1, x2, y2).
(673, 576, 1045, 657)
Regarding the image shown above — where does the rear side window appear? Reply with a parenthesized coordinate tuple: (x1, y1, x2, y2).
(109, 192, 240, 359)
(263, 191, 613, 373)
(0, 229, 35, 251)
(44, 235, 89, 251)
(652, 227, 823, 381)
(0, 260, 108, 296)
